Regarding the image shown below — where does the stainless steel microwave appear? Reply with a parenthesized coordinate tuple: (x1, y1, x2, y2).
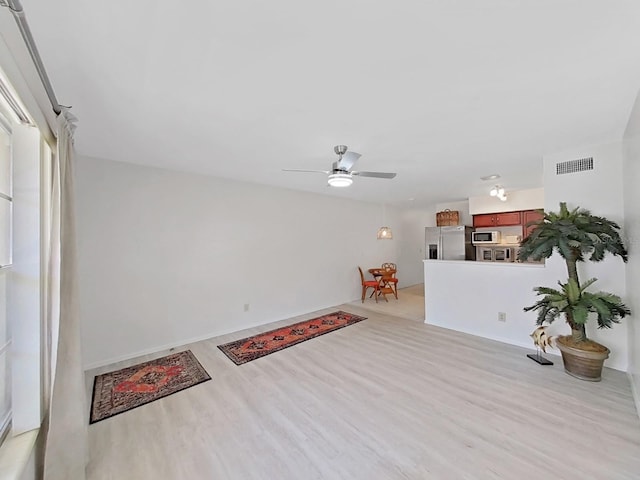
(472, 231, 501, 244)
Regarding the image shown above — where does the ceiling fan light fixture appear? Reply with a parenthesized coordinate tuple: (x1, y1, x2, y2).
(284, 145, 396, 187)
(327, 172, 353, 187)
(377, 226, 393, 239)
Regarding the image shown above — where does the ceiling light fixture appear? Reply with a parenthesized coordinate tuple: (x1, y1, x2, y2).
(489, 185, 503, 197)
(377, 203, 393, 239)
(489, 185, 507, 201)
(481, 174, 501, 181)
(327, 172, 353, 187)
(377, 226, 393, 239)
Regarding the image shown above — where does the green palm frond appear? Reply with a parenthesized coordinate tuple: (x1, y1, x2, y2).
(523, 279, 630, 329)
(519, 203, 629, 340)
(580, 291, 631, 329)
(517, 202, 628, 264)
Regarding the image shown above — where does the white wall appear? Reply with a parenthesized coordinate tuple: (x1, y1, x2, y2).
(424, 261, 552, 350)
(75, 156, 400, 368)
(623, 89, 640, 411)
(435, 200, 472, 228)
(398, 194, 548, 288)
(396, 200, 471, 287)
(422, 142, 631, 372)
(468, 188, 544, 215)
(542, 141, 629, 370)
(397, 206, 434, 287)
(396, 209, 426, 287)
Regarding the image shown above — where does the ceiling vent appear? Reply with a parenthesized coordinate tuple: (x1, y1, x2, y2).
(556, 157, 593, 175)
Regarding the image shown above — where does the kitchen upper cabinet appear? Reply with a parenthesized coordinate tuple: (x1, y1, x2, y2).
(522, 209, 544, 238)
(473, 211, 522, 228)
(495, 211, 522, 226)
(472, 213, 496, 228)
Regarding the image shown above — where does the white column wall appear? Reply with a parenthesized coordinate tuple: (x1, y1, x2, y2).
(623, 88, 640, 410)
(542, 141, 628, 370)
(75, 156, 399, 368)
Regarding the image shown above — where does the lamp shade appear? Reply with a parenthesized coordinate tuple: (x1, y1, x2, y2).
(327, 173, 353, 187)
(377, 226, 393, 239)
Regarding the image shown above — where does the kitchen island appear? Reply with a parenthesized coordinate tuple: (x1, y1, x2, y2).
(423, 259, 555, 351)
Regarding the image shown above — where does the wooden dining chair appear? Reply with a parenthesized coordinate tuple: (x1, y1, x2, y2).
(381, 262, 399, 299)
(358, 266, 381, 303)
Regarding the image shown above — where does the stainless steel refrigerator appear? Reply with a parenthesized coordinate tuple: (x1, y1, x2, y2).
(425, 226, 476, 261)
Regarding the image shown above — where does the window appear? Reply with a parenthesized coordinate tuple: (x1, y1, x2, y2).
(0, 70, 45, 442)
(0, 112, 12, 442)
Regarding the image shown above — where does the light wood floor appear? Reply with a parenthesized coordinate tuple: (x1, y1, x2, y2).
(85, 285, 640, 480)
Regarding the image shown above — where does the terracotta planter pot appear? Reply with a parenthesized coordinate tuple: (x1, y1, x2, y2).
(555, 336, 610, 382)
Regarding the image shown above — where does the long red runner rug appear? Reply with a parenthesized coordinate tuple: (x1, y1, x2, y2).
(90, 350, 211, 423)
(217, 310, 366, 365)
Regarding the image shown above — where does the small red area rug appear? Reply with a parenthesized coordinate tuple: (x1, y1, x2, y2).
(90, 350, 211, 424)
(217, 311, 366, 365)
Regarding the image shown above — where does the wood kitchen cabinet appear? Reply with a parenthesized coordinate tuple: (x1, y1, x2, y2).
(472, 211, 522, 228)
(522, 209, 544, 238)
(472, 213, 496, 228)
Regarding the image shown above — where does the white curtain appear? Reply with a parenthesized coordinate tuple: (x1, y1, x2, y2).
(42, 110, 87, 479)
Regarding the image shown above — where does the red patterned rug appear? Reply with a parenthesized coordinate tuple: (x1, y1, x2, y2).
(90, 350, 211, 424)
(217, 310, 366, 365)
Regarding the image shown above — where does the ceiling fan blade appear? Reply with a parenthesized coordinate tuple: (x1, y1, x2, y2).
(337, 151, 361, 171)
(352, 171, 397, 179)
(282, 169, 330, 174)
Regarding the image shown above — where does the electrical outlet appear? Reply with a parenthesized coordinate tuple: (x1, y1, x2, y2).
(498, 312, 506, 322)
(244, 303, 250, 312)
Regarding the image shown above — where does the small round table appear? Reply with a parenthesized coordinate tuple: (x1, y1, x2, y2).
(368, 268, 396, 299)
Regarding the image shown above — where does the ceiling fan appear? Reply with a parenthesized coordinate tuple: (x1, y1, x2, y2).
(283, 145, 397, 187)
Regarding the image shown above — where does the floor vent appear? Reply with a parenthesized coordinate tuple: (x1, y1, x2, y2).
(556, 157, 593, 175)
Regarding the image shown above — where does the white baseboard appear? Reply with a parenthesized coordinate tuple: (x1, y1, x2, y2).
(82, 319, 273, 371)
(82, 304, 346, 371)
(423, 319, 545, 353)
(422, 319, 632, 372)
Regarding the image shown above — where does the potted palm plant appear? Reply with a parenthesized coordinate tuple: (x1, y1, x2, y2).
(517, 202, 630, 381)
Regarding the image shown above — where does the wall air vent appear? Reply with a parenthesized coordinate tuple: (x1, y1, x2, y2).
(556, 157, 593, 175)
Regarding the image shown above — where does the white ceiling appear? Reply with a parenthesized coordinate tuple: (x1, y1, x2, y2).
(23, 0, 640, 206)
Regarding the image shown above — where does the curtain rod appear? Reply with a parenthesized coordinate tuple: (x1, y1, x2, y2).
(1, 0, 62, 115)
